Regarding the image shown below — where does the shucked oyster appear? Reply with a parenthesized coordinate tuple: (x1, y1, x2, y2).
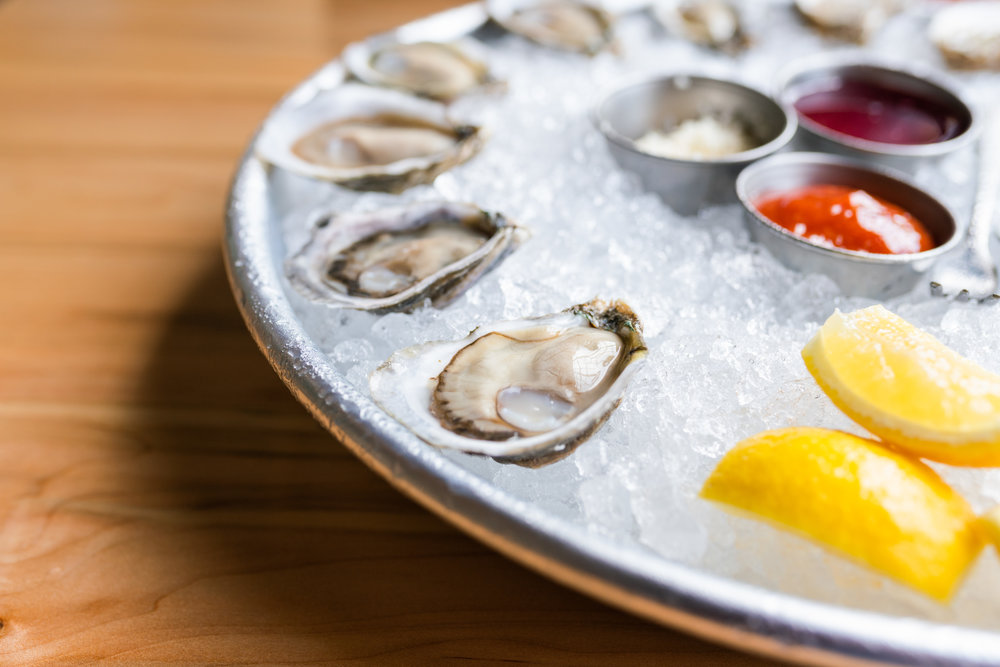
(287, 201, 527, 313)
(344, 39, 499, 101)
(370, 299, 648, 466)
(795, 0, 900, 43)
(256, 83, 484, 193)
(930, 2, 1000, 70)
(654, 0, 747, 52)
(488, 0, 616, 55)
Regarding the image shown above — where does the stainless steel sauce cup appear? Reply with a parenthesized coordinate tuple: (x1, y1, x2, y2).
(778, 55, 978, 173)
(593, 74, 796, 215)
(736, 152, 960, 298)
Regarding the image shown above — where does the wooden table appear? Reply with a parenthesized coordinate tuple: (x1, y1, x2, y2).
(0, 1, 775, 663)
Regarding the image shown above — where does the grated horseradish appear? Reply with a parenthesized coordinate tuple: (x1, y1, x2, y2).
(634, 115, 755, 160)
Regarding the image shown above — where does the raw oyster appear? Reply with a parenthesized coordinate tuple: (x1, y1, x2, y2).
(286, 201, 527, 313)
(488, 0, 616, 55)
(344, 39, 499, 101)
(795, 0, 899, 43)
(930, 2, 1000, 70)
(370, 299, 648, 466)
(654, 0, 747, 52)
(255, 83, 484, 193)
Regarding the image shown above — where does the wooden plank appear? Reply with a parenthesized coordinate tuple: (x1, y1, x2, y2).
(0, 155, 231, 247)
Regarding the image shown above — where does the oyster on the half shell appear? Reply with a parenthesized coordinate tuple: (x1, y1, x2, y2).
(654, 0, 747, 52)
(370, 299, 648, 466)
(930, 2, 1000, 70)
(488, 0, 616, 55)
(287, 201, 527, 313)
(795, 0, 900, 43)
(345, 39, 500, 101)
(256, 83, 485, 193)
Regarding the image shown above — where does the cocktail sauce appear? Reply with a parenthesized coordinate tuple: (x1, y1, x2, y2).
(794, 80, 963, 145)
(754, 185, 935, 254)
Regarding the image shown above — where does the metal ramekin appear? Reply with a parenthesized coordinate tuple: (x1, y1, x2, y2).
(736, 152, 960, 298)
(778, 54, 978, 172)
(593, 74, 796, 215)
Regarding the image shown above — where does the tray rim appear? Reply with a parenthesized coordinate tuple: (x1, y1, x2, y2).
(223, 5, 1000, 665)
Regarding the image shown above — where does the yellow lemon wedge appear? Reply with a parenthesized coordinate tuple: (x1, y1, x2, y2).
(701, 427, 983, 601)
(802, 305, 1000, 466)
(981, 505, 1000, 550)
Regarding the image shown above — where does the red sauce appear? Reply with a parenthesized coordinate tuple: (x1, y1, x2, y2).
(754, 185, 935, 254)
(794, 80, 964, 145)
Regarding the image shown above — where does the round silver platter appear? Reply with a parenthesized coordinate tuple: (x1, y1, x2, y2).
(224, 4, 1000, 665)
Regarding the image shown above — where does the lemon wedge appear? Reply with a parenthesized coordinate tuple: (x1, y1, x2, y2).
(802, 305, 1000, 466)
(982, 505, 1000, 550)
(701, 427, 983, 601)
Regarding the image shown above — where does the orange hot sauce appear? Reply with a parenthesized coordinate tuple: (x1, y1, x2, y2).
(754, 185, 935, 254)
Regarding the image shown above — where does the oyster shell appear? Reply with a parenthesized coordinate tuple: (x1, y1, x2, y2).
(286, 201, 527, 313)
(654, 0, 747, 52)
(255, 83, 485, 193)
(344, 39, 499, 101)
(795, 0, 900, 43)
(930, 2, 1000, 70)
(370, 299, 647, 465)
(488, 0, 616, 55)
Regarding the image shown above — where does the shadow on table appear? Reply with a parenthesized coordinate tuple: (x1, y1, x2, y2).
(136, 253, 770, 664)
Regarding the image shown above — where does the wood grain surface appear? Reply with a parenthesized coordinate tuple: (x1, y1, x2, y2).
(0, 1, 776, 664)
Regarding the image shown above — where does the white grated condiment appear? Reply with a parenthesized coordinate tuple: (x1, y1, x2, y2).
(634, 115, 755, 160)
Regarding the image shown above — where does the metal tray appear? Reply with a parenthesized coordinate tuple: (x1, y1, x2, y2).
(224, 4, 1000, 664)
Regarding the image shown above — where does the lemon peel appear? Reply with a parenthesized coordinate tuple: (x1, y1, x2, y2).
(802, 305, 1000, 466)
(701, 427, 983, 601)
(981, 505, 1000, 551)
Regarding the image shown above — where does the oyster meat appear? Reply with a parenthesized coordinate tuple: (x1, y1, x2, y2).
(370, 299, 648, 465)
(489, 0, 615, 55)
(654, 0, 747, 52)
(255, 83, 484, 193)
(795, 0, 900, 43)
(287, 201, 527, 313)
(292, 115, 463, 169)
(930, 2, 1000, 70)
(345, 40, 497, 101)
